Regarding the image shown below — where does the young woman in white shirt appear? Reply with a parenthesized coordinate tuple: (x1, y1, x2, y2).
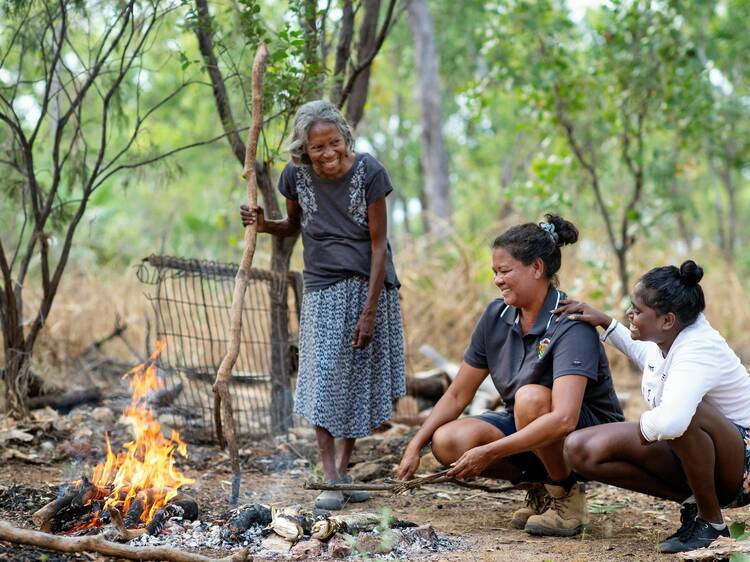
(556, 260, 750, 553)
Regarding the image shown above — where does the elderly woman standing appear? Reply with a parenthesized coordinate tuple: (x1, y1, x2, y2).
(241, 100, 406, 510)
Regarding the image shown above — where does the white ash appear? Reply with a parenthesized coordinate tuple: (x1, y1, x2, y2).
(126, 518, 465, 559)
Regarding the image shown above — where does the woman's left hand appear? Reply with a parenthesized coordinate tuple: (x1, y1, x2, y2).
(447, 445, 493, 479)
(352, 310, 375, 349)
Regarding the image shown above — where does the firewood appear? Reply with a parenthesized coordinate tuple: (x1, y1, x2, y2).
(0, 519, 250, 562)
(212, 42, 269, 506)
(147, 504, 183, 536)
(304, 470, 519, 496)
(222, 504, 272, 540)
(123, 494, 146, 528)
(109, 508, 147, 541)
(32, 485, 79, 530)
(27, 388, 102, 411)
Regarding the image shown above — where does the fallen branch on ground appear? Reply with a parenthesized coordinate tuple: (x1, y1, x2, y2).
(0, 520, 249, 562)
(304, 470, 519, 495)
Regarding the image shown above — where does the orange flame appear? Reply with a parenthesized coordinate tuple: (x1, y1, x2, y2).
(84, 341, 193, 527)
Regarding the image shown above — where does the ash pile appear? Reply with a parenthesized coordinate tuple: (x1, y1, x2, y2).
(129, 503, 465, 559)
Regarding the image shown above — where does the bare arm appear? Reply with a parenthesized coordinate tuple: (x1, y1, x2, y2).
(353, 196, 388, 348)
(396, 362, 489, 479)
(447, 375, 588, 478)
(239, 198, 302, 237)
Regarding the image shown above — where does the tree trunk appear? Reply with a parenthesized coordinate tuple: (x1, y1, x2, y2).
(330, 0, 354, 103)
(407, 0, 452, 238)
(260, 163, 298, 434)
(615, 247, 630, 305)
(345, 0, 380, 129)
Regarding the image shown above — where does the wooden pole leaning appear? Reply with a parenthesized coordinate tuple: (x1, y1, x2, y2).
(212, 42, 269, 505)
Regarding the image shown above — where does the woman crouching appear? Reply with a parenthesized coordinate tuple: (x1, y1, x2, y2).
(559, 260, 750, 552)
(396, 215, 624, 536)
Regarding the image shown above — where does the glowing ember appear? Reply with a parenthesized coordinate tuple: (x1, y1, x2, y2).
(77, 341, 193, 529)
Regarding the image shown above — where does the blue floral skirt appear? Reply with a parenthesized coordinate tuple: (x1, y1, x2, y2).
(293, 277, 406, 438)
(730, 425, 750, 508)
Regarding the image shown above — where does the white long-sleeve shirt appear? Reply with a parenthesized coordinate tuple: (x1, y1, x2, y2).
(601, 313, 750, 442)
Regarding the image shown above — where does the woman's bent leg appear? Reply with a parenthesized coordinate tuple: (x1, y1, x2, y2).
(431, 418, 524, 481)
(513, 384, 568, 480)
(666, 402, 744, 523)
(564, 422, 690, 501)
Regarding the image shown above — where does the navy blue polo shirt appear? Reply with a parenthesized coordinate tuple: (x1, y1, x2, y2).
(464, 287, 623, 424)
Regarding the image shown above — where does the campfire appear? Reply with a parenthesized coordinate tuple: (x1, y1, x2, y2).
(32, 342, 198, 538)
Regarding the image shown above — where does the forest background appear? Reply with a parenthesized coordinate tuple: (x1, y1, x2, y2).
(2, 0, 750, 416)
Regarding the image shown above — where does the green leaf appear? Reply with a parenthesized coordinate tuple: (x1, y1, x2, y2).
(730, 553, 750, 562)
(730, 521, 747, 539)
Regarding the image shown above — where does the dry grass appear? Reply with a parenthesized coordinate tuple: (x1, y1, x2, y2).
(0, 265, 152, 391)
(4, 235, 750, 409)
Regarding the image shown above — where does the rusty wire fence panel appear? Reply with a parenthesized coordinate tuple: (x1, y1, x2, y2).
(136, 255, 302, 442)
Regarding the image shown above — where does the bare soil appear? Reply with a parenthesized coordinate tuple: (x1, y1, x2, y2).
(1, 367, 748, 561)
(3, 447, 749, 562)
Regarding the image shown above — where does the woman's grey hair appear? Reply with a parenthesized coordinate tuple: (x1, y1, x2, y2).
(288, 100, 355, 165)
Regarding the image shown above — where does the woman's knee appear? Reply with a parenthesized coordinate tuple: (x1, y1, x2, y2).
(430, 423, 463, 465)
(563, 429, 599, 473)
(514, 384, 552, 428)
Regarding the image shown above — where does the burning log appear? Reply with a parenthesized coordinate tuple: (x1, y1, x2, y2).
(221, 503, 272, 541)
(123, 491, 148, 528)
(32, 478, 110, 532)
(109, 508, 147, 542)
(32, 486, 79, 531)
(0, 519, 250, 562)
(146, 493, 198, 536)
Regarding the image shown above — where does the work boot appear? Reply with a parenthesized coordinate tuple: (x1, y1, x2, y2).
(658, 517, 729, 554)
(510, 485, 551, 529)
(657, 502, 698, 549)
(339, 475, 370, 503)
(523, 483, 589, 537)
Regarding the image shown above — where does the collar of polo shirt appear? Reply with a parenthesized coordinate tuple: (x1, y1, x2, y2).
(499, 286, 564, 337)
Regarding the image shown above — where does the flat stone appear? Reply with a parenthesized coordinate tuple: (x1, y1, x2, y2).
(260, 534, 293, 554)
(402, 524, 437, 544)
(328, 534, 353, 558)
(356, 532, 394, 554)
(91, 407, 115, 424)
(291, 539, 323, 559)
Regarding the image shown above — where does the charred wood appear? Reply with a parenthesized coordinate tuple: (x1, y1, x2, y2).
(222, 504, 272, 540)
(27, 388, 102, 411)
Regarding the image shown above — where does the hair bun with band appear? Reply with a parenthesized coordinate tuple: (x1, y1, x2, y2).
(679, 260, 704, 287)
(543, 214, 579, 247)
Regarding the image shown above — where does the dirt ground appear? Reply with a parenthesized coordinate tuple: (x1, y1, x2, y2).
(3, 444, 748, 562)
(1, 366, 748, 562)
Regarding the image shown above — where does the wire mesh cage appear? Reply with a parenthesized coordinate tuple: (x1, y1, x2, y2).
(136, 255, 303, 442)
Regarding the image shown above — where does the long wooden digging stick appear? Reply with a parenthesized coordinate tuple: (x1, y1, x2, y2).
(212, 42, 269, 505)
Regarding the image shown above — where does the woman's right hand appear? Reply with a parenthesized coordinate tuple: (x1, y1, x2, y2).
(396, 444, 421, 481)
(554, 299, 612, 330)
(240, 205, 266, 232)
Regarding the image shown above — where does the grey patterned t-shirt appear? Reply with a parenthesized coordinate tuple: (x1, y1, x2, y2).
(278, 152, 400, 291)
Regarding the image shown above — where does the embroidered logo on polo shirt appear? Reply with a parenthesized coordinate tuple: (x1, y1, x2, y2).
(537, 337, 551, 359)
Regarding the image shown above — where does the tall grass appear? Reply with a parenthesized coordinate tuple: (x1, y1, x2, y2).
(4, 232, 749, 420)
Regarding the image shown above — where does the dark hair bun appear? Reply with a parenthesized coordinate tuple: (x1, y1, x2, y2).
(545, 214, 579, 247)
(679, 260, 703, 286)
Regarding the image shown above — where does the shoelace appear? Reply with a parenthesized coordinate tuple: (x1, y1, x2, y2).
(525, 488, 551, 513)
